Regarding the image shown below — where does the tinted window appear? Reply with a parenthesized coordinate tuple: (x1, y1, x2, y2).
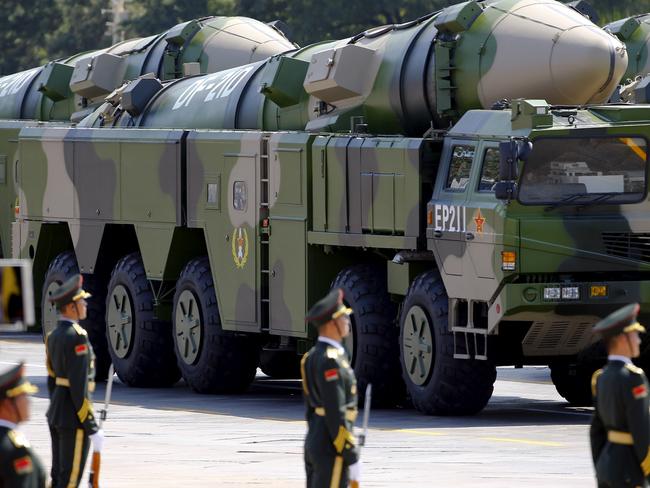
(445, 145, 475, 191)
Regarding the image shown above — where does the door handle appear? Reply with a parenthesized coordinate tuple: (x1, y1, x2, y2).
(465, 232, 475, 240)
(434, 230, 443, 238)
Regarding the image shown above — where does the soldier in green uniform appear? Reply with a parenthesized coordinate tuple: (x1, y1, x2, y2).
(45, 274, 104, 488)
(301, 288, 361, 488)
(590, 303, 650, 488)
(0, 362, 46, 488)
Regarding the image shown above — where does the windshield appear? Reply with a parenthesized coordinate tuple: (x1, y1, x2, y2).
(518, 136, 647, 205)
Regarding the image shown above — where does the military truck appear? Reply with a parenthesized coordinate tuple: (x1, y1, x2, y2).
(10, 0, 638, 414)
(0, 15, 295, 261)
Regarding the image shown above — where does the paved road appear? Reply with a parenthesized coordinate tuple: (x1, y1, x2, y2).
(0, 334, 596, 487)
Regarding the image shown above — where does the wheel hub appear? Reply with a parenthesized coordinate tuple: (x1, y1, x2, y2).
(402, 305, 434, 386)
(107, 285, 134, 359)
(174, 290, 202, 365)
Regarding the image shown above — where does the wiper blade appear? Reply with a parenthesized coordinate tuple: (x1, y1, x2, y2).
(544, 192, 620, 211)
(544, 193, 588, 211)
(574, 193, 619, 207)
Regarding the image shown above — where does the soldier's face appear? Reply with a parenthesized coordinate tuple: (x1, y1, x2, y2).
(628, 331, 641, 358)
(67, 299, 88, 321)
(14, 394, 30, 422)
(335, 314, 351, 338)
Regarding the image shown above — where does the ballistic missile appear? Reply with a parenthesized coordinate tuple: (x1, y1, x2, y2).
(0, 16, 295, 122)
(89, 0, 627, 136)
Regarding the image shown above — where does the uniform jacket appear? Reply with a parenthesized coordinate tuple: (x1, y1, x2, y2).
(301, 339, 359, 465)
(591, 359, 650, 487)
(45, 319, 99, 435)
(0, 425, 46, 488)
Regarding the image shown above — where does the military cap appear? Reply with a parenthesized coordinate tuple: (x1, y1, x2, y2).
(47, 274, 91, 307)
(305, 288, 353, 328)
(0, 363, 38, 400)
(593, 303, 646, 339)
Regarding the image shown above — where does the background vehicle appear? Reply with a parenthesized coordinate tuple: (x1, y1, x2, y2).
(0, 259, 35, 332)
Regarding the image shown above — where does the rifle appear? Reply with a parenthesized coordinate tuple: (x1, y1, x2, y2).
(351, 384, 372, 488)
(88, 363, 114, 488)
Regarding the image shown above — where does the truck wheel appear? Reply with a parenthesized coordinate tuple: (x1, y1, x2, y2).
(106, 253, 180, 387)
(41, 251, 111, 380)
(172, 256, 259, 393)
(550, 347, 604, 406)
(331, 264, 404, 407)
(260, 350, 301, 379)
(399, 270, 496, 415)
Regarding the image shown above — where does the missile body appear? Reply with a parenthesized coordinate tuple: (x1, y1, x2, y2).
(98, 0, 627, 136)
(0, 16, 295, 122)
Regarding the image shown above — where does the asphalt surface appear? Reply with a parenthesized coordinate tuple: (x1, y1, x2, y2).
(0, 333, 596, 487)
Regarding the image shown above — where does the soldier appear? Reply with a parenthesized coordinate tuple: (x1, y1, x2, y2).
(45, 274, 104, 488)
(0, 362, 46, 487)
(590, 303, 650, 488)
(301, 288, 361, 488)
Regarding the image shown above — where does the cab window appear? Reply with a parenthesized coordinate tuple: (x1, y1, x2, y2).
(478, 148, 500, 192)
(445, 145, 475, 191)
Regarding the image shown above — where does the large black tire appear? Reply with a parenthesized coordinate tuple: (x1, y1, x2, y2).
(41, 251, 111, 380)
(399, 270, 496, 415)
(260, 350, 301, 379)
(106, 253, 180, 387)
(331, 264, 404, 407)
(172, 257, 259, 393)
(550, 343, 605, 406)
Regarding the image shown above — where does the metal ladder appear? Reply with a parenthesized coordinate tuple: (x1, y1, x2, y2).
(259, 135, 271, 332)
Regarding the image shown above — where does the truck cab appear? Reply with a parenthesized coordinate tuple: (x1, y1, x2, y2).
(425, 100, 650, 406)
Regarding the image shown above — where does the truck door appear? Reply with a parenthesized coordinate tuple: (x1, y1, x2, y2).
(462, 141, 502, 301)
(429, 139, 477, 298)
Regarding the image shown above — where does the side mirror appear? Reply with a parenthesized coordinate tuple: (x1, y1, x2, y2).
(496, 138, 531, 201)
(494, 181, 517, 200)
(498, 140, 519, 181)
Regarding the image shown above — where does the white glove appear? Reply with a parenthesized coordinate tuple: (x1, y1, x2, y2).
(349, 462, 361, 482)
(89, 429, 105, 452)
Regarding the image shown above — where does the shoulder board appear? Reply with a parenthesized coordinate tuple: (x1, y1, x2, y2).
(72, 323, 87, 336)
(8, 430, 30, 449)
(625, 363, 644, 375)
(326, 347, 341, 359)
(591, 368, 603, 397)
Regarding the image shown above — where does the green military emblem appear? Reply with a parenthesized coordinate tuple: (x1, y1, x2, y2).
(231, 227, 249, 269)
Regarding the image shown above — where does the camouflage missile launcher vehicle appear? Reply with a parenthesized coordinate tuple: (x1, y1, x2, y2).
(0, 16, 295, 261)
(9, 0, 637, 414)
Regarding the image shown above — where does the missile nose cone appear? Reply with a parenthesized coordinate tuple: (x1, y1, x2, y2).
(475, 0, 628, 109)
(550, 26, 628, 104)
